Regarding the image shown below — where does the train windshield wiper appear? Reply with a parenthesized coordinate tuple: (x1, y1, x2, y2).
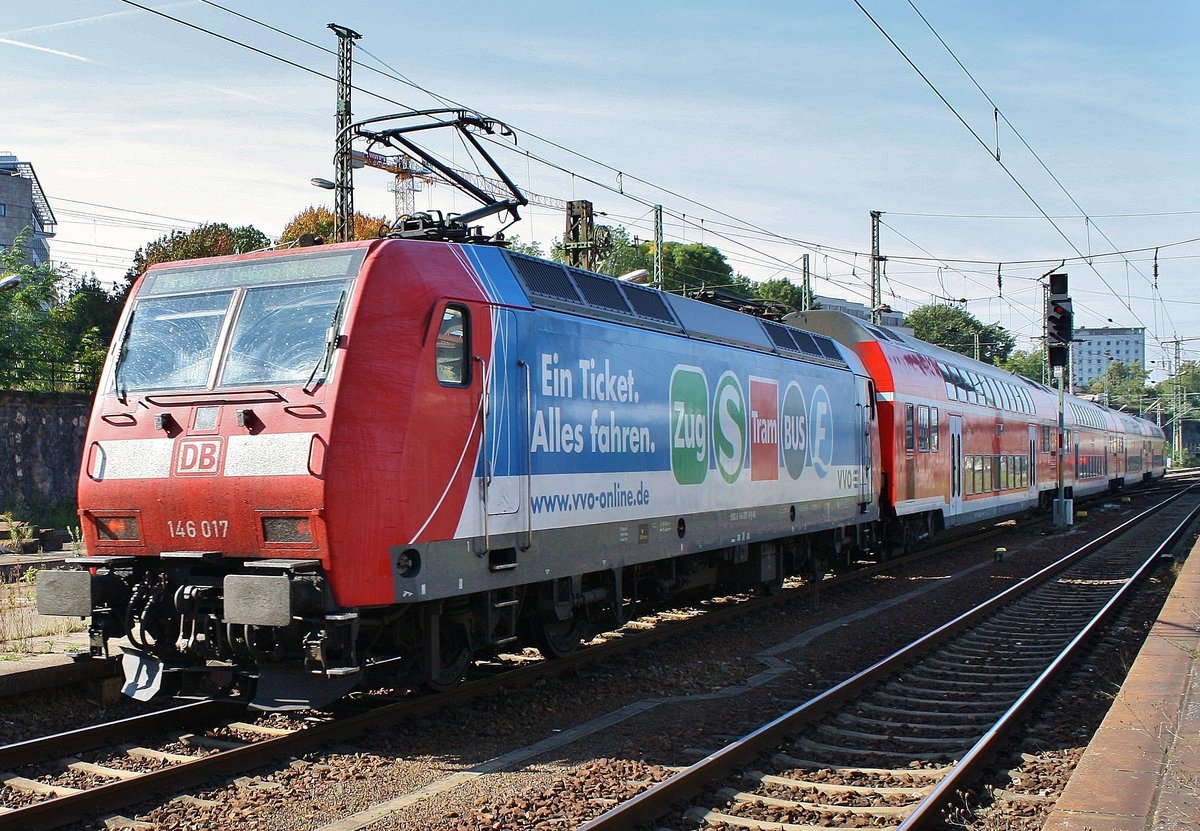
(304, 290, 347, 394)
(111, 309, 137, 404)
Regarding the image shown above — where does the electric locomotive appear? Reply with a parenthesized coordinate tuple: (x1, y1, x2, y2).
(39, 238, 881, 708)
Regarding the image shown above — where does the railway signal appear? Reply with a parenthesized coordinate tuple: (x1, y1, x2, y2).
(1046, 272, 1072, 369)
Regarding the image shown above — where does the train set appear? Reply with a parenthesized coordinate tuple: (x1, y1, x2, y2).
(37, 235, 1167, 709)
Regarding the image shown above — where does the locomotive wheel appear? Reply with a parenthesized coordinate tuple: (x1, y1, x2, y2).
(759, 570, 785, 596)
(421, 624, 472, 691)
(534, 613, 585, 659)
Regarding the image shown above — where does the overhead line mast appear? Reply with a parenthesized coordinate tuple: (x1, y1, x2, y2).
(330, 23, 361, 243)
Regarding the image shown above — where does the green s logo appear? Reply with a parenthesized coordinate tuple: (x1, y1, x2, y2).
(712, 371, 746, 484)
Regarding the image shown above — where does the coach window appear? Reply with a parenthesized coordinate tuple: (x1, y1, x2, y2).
(436, 305, 470, 385)
(917, 405, 930, 451)
(904, 403, 915, 452)
(930, 407, 939, 451)
(938, 362, 952, 399)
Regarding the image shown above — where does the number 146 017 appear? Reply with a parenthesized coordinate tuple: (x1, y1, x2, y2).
(167, 519, 229, 539)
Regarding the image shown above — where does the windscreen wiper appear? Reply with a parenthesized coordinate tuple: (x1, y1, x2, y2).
(112, 309, 137, 404)
(304, 291, 347, 394)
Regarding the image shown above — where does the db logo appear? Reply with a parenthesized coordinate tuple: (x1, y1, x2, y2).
(174, 438, 224, 476)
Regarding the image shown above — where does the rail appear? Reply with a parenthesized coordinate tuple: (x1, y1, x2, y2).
(579, 484, 1200, 830)
(0, 521, 1012, 829)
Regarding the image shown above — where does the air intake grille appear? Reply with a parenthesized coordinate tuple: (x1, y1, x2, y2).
(814, 335, 843, 361)
(571, 268, 631, 313)
(509, 256, 580, 303)
(621, 282, 675, 324)
(762, 320, 802, 352)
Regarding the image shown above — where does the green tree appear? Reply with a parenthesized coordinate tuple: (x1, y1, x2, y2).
(595, 226, 649, 279)
(1000, 349, 1048, 385)
(655, 241, 735, 294)
(551, 225, 649, 278)
(751, 278, 815, 313)
(1, 228, 120, 390)
(49, 274, 124, 381)
(1, 229, 57, 387)
(1153, 360, 1200, 420)
(504, 235, 544, 258)
(1087, 361, 1154, 412)
(554, 233, 733, 292)
(126, 222, 271, 287)
(906, 304, 1015, 365)
(278, 207, 386, 246)
(1164, 361, 1200, 396)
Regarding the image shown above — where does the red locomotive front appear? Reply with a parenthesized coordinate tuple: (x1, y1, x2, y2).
(40, 239, 491, 707)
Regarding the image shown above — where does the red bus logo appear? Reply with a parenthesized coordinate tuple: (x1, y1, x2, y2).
(175, 438, 224, 476)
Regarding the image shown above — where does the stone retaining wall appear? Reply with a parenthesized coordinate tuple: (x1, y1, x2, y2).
(0, 391, 92, 515)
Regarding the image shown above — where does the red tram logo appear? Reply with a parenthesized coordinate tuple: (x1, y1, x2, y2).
(174, 438, 224, 477)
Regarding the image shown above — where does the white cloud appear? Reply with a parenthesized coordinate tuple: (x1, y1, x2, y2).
(0, 37, 97, 63)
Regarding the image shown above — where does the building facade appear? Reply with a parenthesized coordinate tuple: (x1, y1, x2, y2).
(0, 153, 56, 266)
(814, 295, 906, 327)
(1072, 326, 1145, 391)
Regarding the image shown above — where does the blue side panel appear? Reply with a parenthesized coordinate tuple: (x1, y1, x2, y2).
(448, 246, 868, 535)
(461, 245, 531, 307)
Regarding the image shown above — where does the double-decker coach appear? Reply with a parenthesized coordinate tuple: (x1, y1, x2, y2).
(789, 310, 1165, 548)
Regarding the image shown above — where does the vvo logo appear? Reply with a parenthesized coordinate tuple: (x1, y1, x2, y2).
(174, 438, 224, 477)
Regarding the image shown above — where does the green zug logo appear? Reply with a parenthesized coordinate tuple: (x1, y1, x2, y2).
(670, 366, 709, 485)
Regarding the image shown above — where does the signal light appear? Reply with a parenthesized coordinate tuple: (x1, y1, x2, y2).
(1045, 272, 1072, 368)
(1046, 299, 1073, 344)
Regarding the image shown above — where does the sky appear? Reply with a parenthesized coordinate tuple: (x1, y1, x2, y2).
(2, 1, 1198, 376)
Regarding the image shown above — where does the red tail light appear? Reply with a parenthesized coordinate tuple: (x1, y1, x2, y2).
(95, 516, 140, 541)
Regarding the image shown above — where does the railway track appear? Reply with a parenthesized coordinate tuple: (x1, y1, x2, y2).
(0, 548, 945, 830)
(1, 487, 1180, 829)
(580, 484, 1200, 830)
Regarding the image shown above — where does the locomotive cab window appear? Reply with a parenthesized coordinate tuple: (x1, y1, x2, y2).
(436, 305, 470, 386)
(111, 249, 364, 393)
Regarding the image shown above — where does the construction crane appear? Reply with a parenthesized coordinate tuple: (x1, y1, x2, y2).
(352, 149, 566, 220)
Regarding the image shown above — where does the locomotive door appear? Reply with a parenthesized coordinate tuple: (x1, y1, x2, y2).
(949, 415, 963, 516)
(857, 377, 872, 508)
(482, 311, 525, 521)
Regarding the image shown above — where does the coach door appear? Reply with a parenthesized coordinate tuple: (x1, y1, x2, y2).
(949, 415, 963, 516)
(1028, 425, 1038, 498)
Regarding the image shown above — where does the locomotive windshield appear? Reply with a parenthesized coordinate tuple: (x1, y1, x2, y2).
(113, 249, 364, 393)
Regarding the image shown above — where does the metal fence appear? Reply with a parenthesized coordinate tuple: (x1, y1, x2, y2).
(0, 357, 100, 393)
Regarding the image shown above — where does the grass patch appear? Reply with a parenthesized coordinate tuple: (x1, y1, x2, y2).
(0, 567, 88, 657)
